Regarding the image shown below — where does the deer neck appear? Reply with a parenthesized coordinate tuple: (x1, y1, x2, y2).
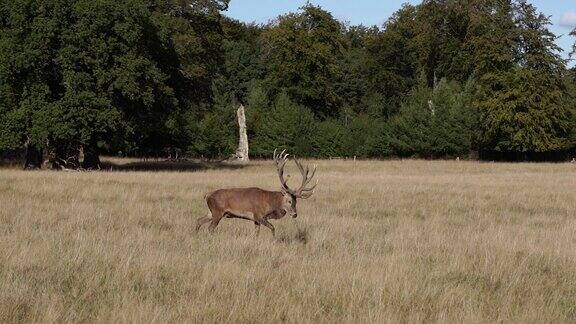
(273, 191, 288, 215)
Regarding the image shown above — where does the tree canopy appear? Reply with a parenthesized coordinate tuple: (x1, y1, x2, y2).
(1, 0, 575, 167)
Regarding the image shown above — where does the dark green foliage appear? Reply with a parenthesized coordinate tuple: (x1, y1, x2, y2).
(391, 76, 478, 157)
(189, 109, 236, 158)
(250, 91, 316, 158)
(475, 68, 572, 152)
(335, 26, 379, 115)
(1, 0, 575, 164)
(362, 5, 418, 116)
(473, 0, 573, 153)
(308, 114, 392, 158)
(217, 18, 263, 103)
(259, 4, 344, 118)
(335, 115, 390, 158)
(311, 119, 346, 158)
(0, 0, 227, 165)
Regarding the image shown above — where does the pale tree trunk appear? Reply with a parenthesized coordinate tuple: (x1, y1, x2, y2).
(235, 104, 249, 162)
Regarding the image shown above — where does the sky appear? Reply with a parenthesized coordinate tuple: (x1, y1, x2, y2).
(225, 0, 575, 63)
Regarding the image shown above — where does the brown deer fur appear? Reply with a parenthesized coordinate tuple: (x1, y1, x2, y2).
(196, 150, 317, 236)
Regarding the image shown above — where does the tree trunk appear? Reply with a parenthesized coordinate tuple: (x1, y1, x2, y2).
(235, 103, 249, 162)
(24, 143, 43, 170)
(82, 141, 101, 169)
(47, 141, 80, 170)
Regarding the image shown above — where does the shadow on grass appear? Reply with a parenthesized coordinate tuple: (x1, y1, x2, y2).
(276, 225, 309, 244)
(100, 159, 249, 172)
(0, 160, 21, 169)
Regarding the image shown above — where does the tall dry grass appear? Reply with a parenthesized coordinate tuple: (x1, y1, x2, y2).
(1, 159, 576, 322)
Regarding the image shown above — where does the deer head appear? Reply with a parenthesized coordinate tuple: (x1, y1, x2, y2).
(273, 149, 317, 218)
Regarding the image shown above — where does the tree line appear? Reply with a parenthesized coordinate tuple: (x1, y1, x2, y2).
(1, 0, 576, 168)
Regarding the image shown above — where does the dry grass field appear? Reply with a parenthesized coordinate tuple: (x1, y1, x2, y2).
(1, 158, 576, 322)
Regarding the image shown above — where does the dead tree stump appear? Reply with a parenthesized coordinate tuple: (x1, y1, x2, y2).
(235, 104, 249, 162)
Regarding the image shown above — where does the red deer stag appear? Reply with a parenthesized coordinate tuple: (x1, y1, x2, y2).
(196, 150, 317, 236)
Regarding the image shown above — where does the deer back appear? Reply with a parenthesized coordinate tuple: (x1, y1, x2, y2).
(206, 187, 284, 216)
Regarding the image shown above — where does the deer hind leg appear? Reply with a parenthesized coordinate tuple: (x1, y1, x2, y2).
(208, 216, 222, 233)
(197, 201, 221, 232)
(207, 209, 249, 233)
(196, 214, 212, 232)
(204, 200, 226, 233)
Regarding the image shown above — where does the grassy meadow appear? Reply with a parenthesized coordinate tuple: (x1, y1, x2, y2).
(1, 159, 576, 322)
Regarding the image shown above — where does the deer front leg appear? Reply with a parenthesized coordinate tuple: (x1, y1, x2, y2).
(266, 210, 285, 220)
(255, 215, 275, 236)
(254, 221, 261, 235)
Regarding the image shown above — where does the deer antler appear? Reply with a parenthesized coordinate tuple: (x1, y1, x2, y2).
(273, 149, 317, 199)
(294, 158, 317, 199)
(273, 149, 295, 195)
